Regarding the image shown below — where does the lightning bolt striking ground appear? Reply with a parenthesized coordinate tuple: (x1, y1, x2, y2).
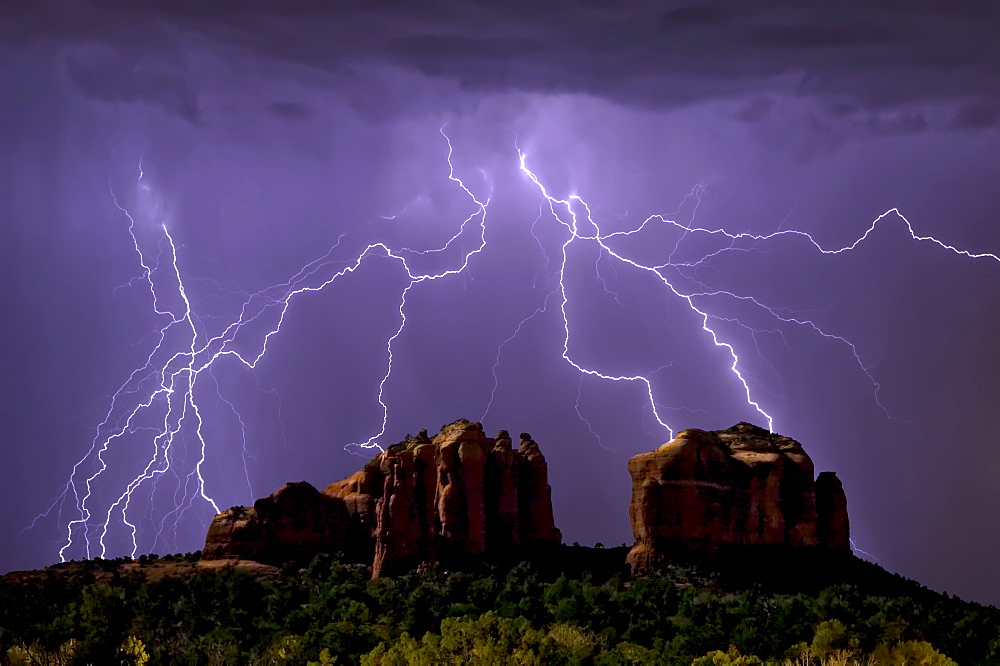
(32, 126, 1000, 565)
(37, 128, 489, 561)
(514, 150, 998, 441)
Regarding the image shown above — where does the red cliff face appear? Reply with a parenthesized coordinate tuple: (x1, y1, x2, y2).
(203, 419, 561, 576)
(202, 481, 349, 563)
(626, 423, 850, 575)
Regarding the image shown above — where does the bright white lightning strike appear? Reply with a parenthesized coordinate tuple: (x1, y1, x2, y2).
(517, 153, 773, 436)
(32, 127, 1000, 566)
(37, 128, 489, 561)
(514, 150, 999, 441)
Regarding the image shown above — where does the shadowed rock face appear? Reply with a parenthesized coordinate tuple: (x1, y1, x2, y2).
(816, 471, 851, 551)
(203, 481, 350, 563)
(203, 420, 561, 576)
(626, 423, 850, 575)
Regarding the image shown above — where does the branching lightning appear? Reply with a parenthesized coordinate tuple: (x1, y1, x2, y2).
(515, 151, 999, 441)
(31, 125, 1000, 565)
(37, 128, 489, 561)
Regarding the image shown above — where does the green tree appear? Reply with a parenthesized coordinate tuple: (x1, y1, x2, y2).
(691, 646, 764, 665)
(73, 582, 132, 664)
(870, 640, 958, 666)
(547, 622, 602, 662)
(119, 635, 149, 665)
(810, 619, 852, 660)
(597, 641, 656, 665)
(361, 612, 554, 665)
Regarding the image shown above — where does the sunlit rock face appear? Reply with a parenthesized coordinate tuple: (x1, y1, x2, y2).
(626, 422, 850, 575)
(203, 419, 561, 576)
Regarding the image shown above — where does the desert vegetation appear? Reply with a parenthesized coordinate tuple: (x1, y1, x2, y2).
(1, 548, 998, 664)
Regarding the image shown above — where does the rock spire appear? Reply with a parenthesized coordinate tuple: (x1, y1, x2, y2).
(203, 419, 561, 576)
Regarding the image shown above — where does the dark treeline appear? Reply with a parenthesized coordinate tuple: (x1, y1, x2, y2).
(1, 546, 998, 665)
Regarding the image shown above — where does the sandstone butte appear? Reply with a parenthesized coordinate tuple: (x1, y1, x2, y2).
(627, 422, 850, 575)
(203, 419, 562, 577)
(203, 420, 849, 577)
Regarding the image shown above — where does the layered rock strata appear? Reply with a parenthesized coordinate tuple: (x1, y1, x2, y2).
(627, 422, 850, 575)
(203, 419, 561, 576)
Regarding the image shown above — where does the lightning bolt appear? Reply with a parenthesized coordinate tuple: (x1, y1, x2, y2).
(850, 538, 880, 563)
(517, 153, 770, 436)
(516, 150, 999, 443)
(512, 148, 996, 567)
(30, 124, 999, 567)
(36, 127, 490, 561)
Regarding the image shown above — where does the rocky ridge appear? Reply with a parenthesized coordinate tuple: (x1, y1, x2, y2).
(204, 420, 850, 578)
(203, 419, 561, 576)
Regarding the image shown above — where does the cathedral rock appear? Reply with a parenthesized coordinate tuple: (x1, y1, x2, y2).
(203, 419, 561, 577)
(204, 419, 851, 578)
(626, 422, 850, 575)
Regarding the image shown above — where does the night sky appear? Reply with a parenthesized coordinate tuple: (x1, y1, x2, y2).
(3, 2, 1000, 605)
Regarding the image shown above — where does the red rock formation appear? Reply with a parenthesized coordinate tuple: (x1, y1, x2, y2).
(486, 431, 520, 552)
(517, 433, 562, 546)
(203, 420, 561, 576)
(816, 471, 851, 551)
(434, 421, 489, 560)
(203, 481, 349, 563)
(627, 423, 849, 574)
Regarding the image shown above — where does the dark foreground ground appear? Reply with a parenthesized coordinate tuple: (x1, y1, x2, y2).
(2, 545, 998, 664)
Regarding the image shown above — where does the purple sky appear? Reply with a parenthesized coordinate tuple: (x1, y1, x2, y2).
(3, 2, 1000, 604)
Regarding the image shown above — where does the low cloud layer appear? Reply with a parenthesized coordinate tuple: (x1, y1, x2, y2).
(5, 1, 999, 132)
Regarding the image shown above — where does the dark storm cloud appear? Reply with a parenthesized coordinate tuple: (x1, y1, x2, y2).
(747, 23, 895, 49)
(736, 97, 777, 123)
(950, 101, 1000, 129)
(269, 101, 316, 121)
(64, 49, 203, 124)
(864, 109, 929, 135)
(3, 1, 999, 130)
(390, 35, 545, 61)
(659, 6, 728, 26)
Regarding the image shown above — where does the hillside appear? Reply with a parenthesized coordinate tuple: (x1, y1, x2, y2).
(2, 546, 999, 664)
(4, 423, 997, 664)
